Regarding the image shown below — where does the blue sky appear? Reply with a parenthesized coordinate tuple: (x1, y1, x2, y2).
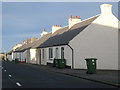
(2, 2, 118, 52)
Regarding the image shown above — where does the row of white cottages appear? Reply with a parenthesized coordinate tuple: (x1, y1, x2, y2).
(8, 4, 120, 70)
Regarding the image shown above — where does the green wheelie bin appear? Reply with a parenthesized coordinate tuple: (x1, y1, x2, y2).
(53, 59, 57, 67)
(15, 58, 19, 63)
(55, 59, 66, 68)
(85, 58, 97, 74)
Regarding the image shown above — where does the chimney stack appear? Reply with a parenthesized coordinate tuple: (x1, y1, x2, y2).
(69, 15, 81, 29)
(40, 29, 48, 37)
(100, 4, 112, 15)
(52, 25, 62, 33)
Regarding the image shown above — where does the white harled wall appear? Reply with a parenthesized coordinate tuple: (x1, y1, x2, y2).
(118, 29, 120, 70)
(36, 49, 40, 65)
(23, 51, 27, 62)
(27, 50, 30, 63)
(41, 45, 72, 67)
(7, 54, 12, 61)
(40, 48, 47, 65)
(12, 52, 17, 60)
(69, 13, 119, 70)
(23, 50, 30, 63)
(30, 49, 37, 64)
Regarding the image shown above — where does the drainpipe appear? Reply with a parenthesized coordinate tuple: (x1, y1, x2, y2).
(67, 44, 74, 69)
(19, 52, 21, 61)
(39, 49, 41, 65)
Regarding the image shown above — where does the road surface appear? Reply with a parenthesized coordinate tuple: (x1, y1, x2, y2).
(1, 61, 117, 88)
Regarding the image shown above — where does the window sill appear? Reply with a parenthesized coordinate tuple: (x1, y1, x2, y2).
(49, 58, 54, 60)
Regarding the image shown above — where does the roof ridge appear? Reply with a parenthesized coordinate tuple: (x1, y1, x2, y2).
(79, 14, 100, 23)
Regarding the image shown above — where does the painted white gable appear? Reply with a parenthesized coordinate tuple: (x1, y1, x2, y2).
(93, 4, 119, 28)
(69, 4, 119, 70)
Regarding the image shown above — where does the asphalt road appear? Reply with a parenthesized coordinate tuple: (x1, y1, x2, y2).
(1, 61, 117, 88)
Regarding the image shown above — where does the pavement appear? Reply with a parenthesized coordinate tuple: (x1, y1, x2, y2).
(18, 62, 120, 88)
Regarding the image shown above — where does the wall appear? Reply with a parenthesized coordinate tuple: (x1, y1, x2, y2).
(118, 29, 120, 70)
(12, 52, 17, 60)
(40, 48, 47, 65)
(30, 49, 37, 64)
(26, 50, 30, 63)
(20, 52, 24, 61)
(7, 54, 12, 61)
(36, 48, 41, 65)
(23, 51, 27, 62)
(16, 52, 20, 61)
(70, 14, 119, 70)
(42, 45, 72, 67)
(23, 50, 30, 63)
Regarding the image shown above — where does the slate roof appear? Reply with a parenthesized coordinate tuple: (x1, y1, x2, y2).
(31, 26, 69, 49)
(37, 15, 100, 48)
(14, 15, 99, 51)
(14, 26, 69, 52)
(14, 42, 35, 52)
(31, 33, 52, 48)
(38, 25, 88, 48)
(13, 46, 23, 52)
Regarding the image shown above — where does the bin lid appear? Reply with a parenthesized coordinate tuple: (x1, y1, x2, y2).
(85, 58, 97, 60)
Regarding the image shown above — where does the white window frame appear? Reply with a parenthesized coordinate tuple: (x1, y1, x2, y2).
(49, 48, 53, 59)
(61, 47, 64, 59)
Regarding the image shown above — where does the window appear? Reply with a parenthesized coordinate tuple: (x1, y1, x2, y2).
(39, 49, 41, 63)
(61, 47, 64, 59)
(49, 48, 53, 59)
(55, 48, 58, 59)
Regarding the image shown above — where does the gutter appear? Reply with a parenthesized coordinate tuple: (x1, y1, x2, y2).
(67, 44, 74, 69)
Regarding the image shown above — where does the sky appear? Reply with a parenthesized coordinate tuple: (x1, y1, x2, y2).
(1, 2, 118, 52)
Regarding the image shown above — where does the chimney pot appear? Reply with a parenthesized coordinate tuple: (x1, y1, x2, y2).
(70, 15, 72, 18)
